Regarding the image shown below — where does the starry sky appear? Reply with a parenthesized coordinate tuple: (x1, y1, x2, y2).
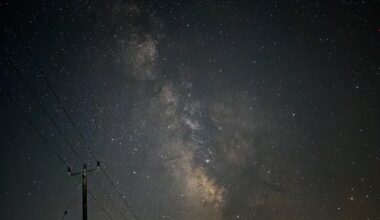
(0, 0, 380, 219)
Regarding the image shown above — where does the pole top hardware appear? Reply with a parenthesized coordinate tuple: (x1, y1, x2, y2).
(68, 161, 100, 176)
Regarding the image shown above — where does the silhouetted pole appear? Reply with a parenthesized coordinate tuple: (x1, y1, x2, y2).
(82, 167, 87, 220)
(68, 162, 100, 220)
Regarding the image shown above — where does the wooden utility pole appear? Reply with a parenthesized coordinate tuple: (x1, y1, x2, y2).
(68, 162, 100, 220)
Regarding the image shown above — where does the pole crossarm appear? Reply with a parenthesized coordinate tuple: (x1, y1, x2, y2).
(68, 161, 100, 176)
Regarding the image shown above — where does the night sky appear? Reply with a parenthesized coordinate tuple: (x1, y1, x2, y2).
(1, 0, 380, 219)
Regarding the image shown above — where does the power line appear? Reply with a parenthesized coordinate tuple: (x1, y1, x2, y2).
(5, 89, 115, 220)
(1, 49, 128, 220)
(0, 46, 84, 163)
(4, 91, 114, 220)
(102, 170, 140, 220)
(5, 91, 68, 167)
(2, 12, 98, 161)
(1, 30, 134, 219)
(88, 189, 116, 220)
(92, 176, 130, 220)
(61, 182, 81, 220)
(2, 12, 140, 220)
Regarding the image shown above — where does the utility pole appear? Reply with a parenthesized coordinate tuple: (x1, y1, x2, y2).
(68, 161, 100, 220)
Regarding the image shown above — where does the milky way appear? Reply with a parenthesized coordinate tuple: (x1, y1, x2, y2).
(108, 2, 304, 218)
